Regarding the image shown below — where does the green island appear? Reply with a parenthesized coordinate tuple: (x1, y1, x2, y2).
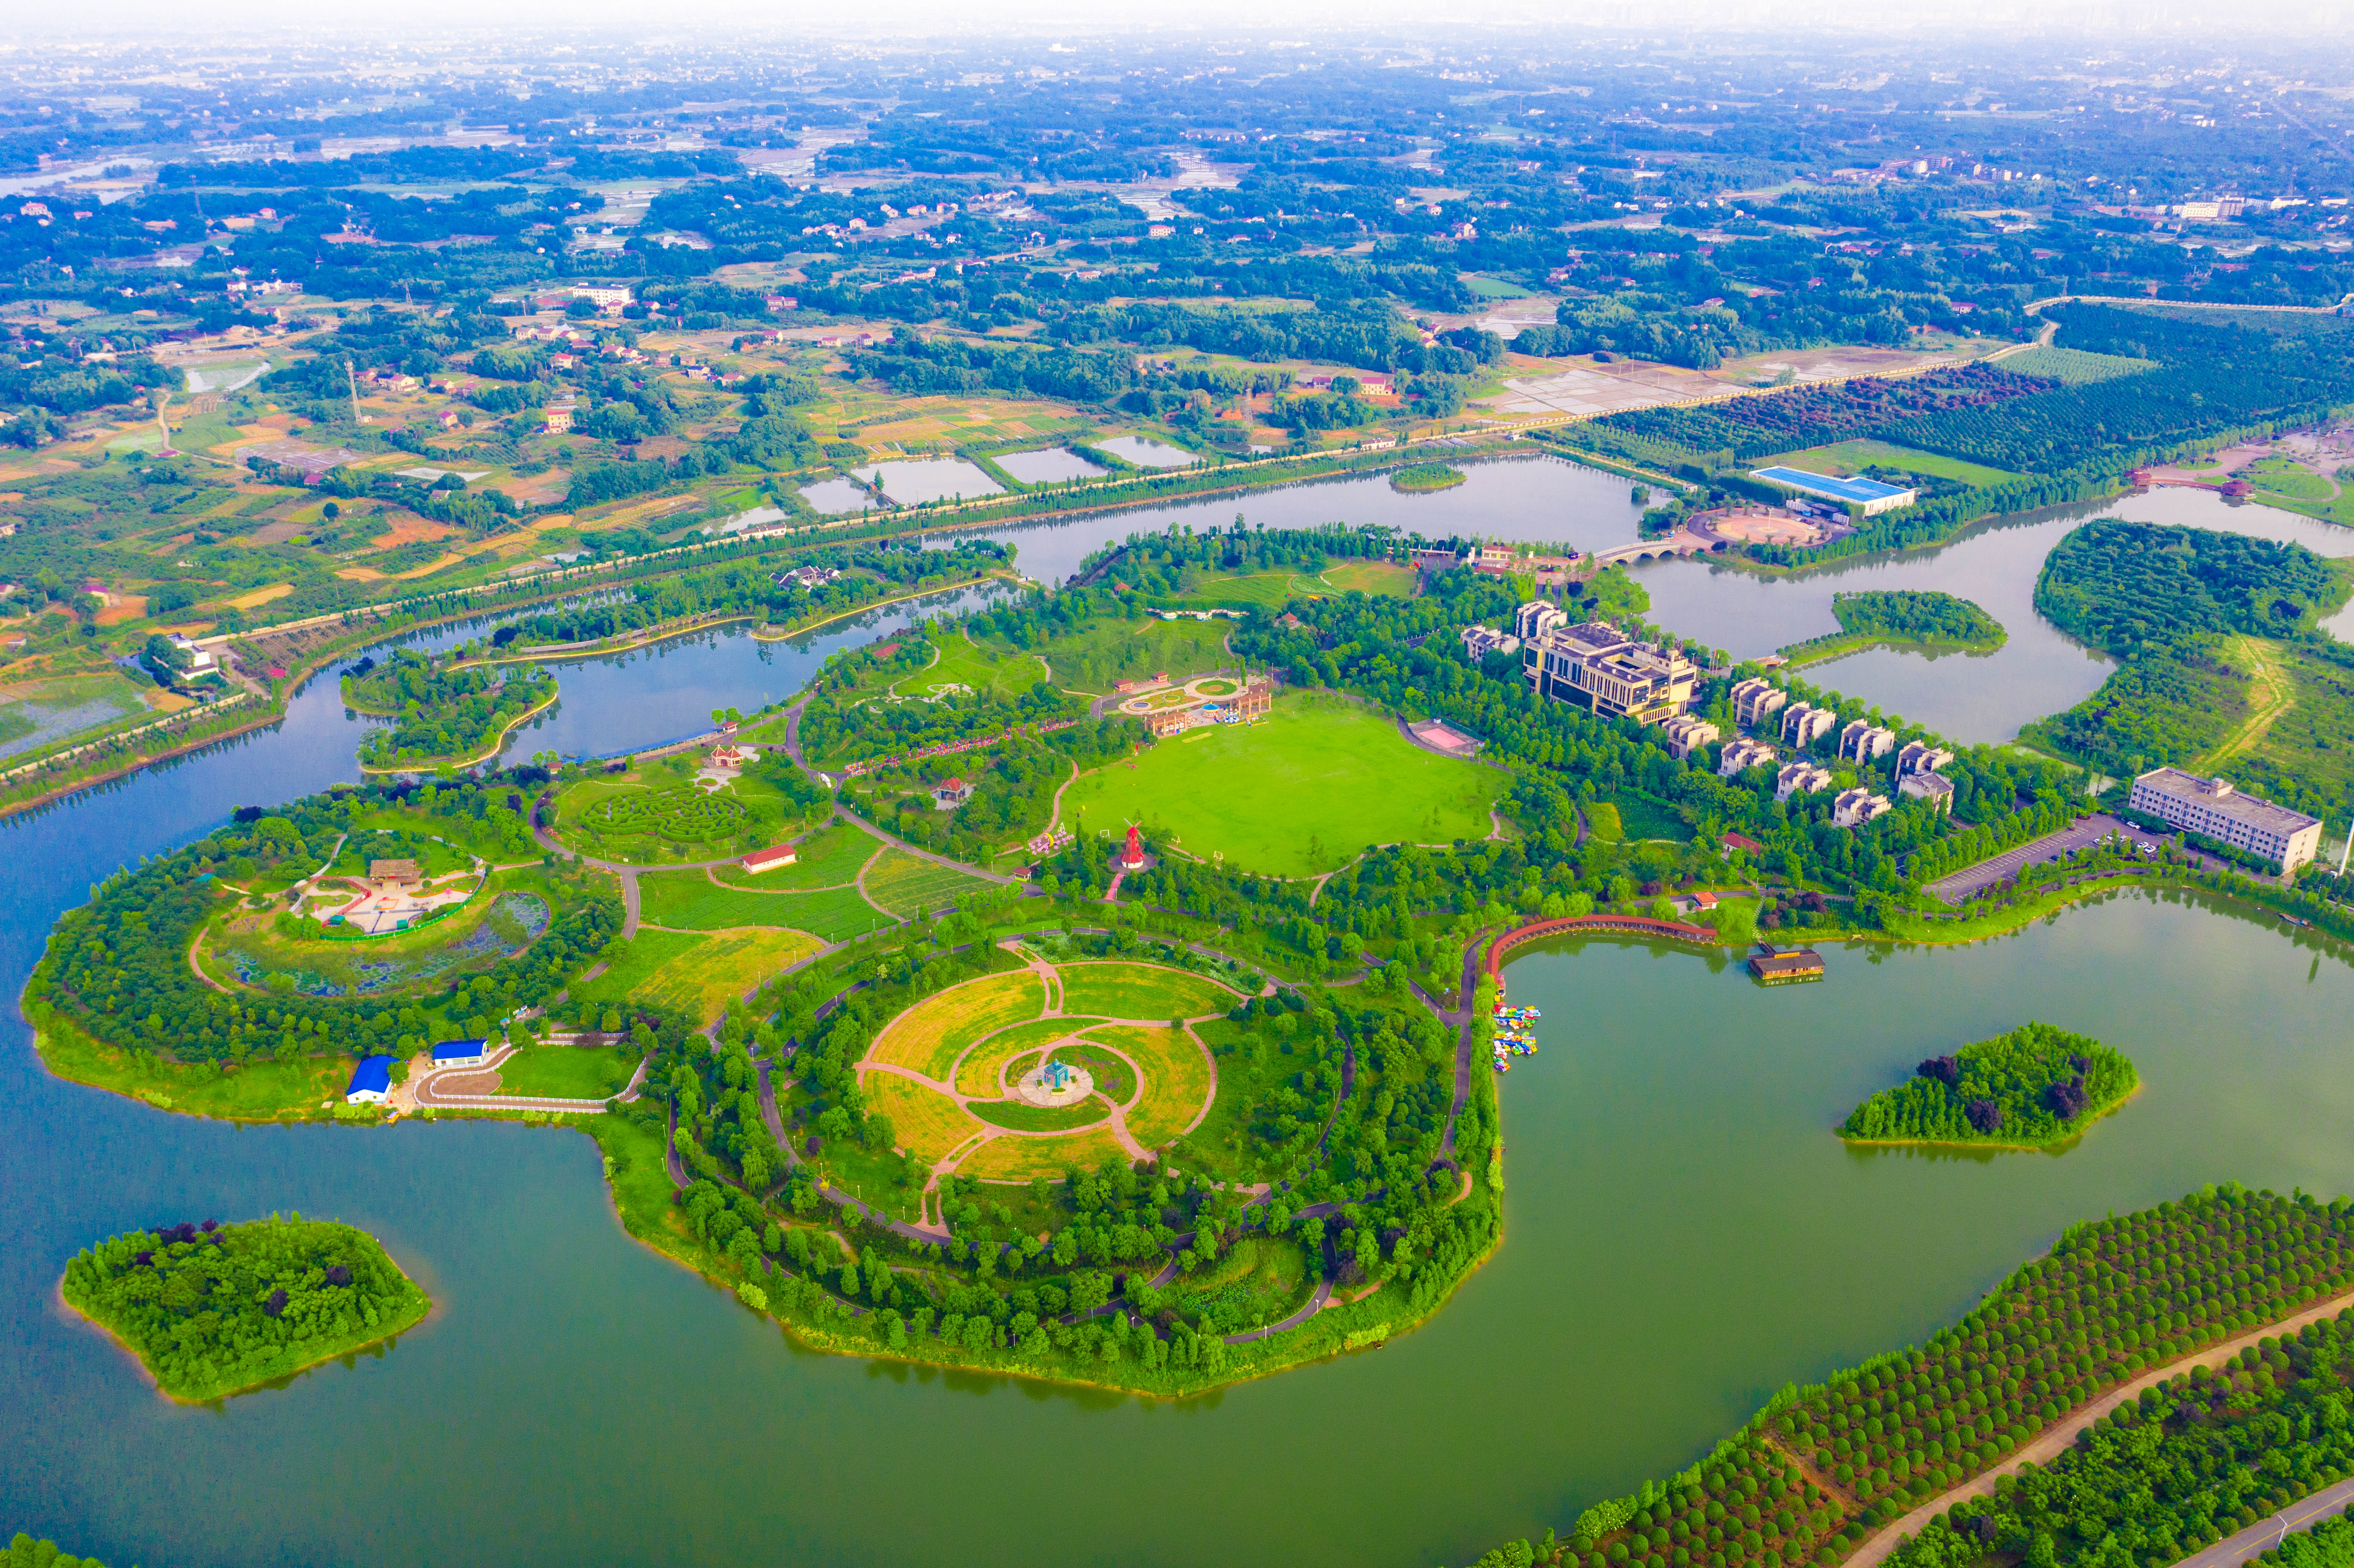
(1782, 591, 2005, 667)
(1840, 1023, 2137, 1148)
(60, 1216, 430, 1403)
(343, 647, 558, 772)
(6, 1531, 125, 1568)
(1390, 462, 1469, 493)
(1453, 1185, 2354, 1568)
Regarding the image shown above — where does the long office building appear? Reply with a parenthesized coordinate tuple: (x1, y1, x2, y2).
(1522, 617, 1697, 725)
(2126, 768, 2323, 874)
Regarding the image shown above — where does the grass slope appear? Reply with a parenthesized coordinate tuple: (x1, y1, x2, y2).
(863, 849, 996, 918)
(571, 927, 822, 1024)
(1059, 692, 1499, 875)
(1059, 961, 1237, 1021)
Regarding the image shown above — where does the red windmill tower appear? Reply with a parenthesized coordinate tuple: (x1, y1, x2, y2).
(1119, 821, 1147, 870)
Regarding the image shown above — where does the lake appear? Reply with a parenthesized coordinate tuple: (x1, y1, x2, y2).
(6, 463, 2353, 1568)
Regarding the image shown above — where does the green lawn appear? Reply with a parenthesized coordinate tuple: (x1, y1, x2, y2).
(496, 1044, 638, 1099)
(638, 871, 891, 942)
(1058, 692, 1500, 876)
(1766, 438, 2022, 488)
(569, 926, 824, 1023)
(1032, 614, 1233, 695)
(1613, 792, 1693, 843)
(707, 821, 881, 891)
(893, 629, 1049, 699)
(1059, 961, 1237, 1020)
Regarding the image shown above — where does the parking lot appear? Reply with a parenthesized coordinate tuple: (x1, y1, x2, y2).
(1925, 813, 2153, 904)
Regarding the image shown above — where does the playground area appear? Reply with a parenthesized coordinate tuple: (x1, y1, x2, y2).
(1115, 672, 1274, 738)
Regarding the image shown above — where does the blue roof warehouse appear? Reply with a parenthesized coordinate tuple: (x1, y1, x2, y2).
(1749, 466, 1920, 515)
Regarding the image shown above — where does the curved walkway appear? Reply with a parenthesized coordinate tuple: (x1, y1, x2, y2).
(1848, 1282, 2354, 1568)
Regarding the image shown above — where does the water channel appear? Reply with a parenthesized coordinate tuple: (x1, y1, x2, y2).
(5, 460, 2353, 1568)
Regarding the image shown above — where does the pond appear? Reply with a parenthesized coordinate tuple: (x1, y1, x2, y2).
(994, 447, 1109, 485)
(1096, 434, 1204, 469)
(4, 469, 2353, 1568)
(796, 476, 881, 515)
(852, 457, 1005, 505)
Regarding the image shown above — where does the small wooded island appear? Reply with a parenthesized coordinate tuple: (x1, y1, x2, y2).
(343, 647, 557, 772)
(1842, 1023, 2136, 1147)
(61, 1216, 430, 1403)
(1831, 589, 2006, 650)
(1389, 462, 1468, 493)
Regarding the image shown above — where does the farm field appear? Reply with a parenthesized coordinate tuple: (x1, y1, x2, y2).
(868, 971, 1048, 1081)
(569, 927, 820, 1024)
(1763, 438, 2023, 487)
(494, 1044, 638, 1100)
(0, 669, 155, 762)
(1057, 691, 1501, 875)
(1058, 962, 1238, 1021)
(862, 849, 997, 918)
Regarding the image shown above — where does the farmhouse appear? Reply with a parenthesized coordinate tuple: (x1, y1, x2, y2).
(740, 843, 800, 875)
(345, 1055, 395, 1104)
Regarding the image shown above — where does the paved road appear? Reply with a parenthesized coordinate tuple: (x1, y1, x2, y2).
(1850, 1282, 2354, 1568)
(1926, 813, 2138, 904)
(2173, 1479, 2354, 1568)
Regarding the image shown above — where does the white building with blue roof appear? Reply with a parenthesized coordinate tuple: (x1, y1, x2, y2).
(1749, 466, 1919, 516)
(345, 1055, 395, 1104)
(430, 1039, 489, 1067)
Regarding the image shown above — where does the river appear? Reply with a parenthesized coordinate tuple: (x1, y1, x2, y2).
(5, 463, 2353, 1568)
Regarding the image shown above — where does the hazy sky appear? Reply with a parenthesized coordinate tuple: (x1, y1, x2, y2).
(11, 0, 2353, 40)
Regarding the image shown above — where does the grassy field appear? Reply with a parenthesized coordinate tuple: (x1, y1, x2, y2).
(1059, 962, 1238, 1021)
(1057, 1041, 1137, 1104)
(638, 872, 891, 943)
(868, 971, 1048, 1081)
(1766, 438, 2023, 487)
(707, 822, 881, 891)
(863, 1072, 985, 1164)
(1058, 692, 1501, 875)
(863, 850, 998, 919)
(1030, 614, 1232, 694)
(1614, 791, 1694, 843)
(956, 1126, 1130, 1182)
(569, 927, 822, 1024)
(1164, 571, 1294, 608)
(1173, 1234, 1313, 1329)
(951, 1016, 1095, 1097)
(968, 1099, 1108, 1132)
(1083, 1023, 1214, 1146)
(892, 629, 1049, 699)
(1317, 560, 1420, 597)
(495, 1044, 638, 1100)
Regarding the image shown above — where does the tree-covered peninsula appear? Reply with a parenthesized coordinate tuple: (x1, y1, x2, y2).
(1830, 590, 2005, 649)
(1841, 1023, 2135, 1146)
(344, 648, 558, 772)
(61, 1216, 430, 1403)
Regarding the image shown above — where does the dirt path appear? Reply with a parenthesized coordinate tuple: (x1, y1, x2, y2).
(1847, 1282, 2354, 1568)
(2202, 635, 2295, 771)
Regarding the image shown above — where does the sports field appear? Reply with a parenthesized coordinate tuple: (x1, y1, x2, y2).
(868, 971, 1047, 1081)
(1058, 692, 1500, 875)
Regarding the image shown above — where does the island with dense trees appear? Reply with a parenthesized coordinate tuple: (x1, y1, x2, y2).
(1390, 462, 1468, 493)
(1840, 1023, 2137, 1147)
(344, 648, 558, 772)
(60, 1216, 430, 1403)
